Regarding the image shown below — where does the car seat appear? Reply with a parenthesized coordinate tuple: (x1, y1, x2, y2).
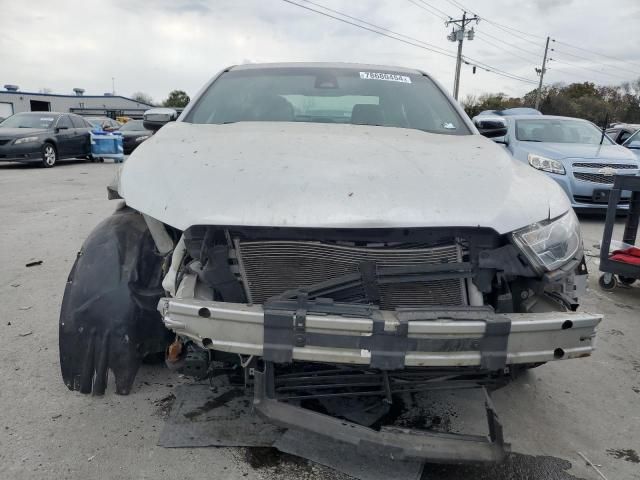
(351, 104, 385, 126)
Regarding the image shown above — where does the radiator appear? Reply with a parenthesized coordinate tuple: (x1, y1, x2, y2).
(234, 240, 467, 309)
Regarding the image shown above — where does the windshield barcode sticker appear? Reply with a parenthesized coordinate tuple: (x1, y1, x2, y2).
(360, 72, 412, 83)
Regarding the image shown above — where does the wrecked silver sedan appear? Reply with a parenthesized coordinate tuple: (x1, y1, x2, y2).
(59, 63, 601, 464)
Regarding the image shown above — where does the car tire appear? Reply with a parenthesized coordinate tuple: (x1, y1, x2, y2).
(41, 142, 57, 168)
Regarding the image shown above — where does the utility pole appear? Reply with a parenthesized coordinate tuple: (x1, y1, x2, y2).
(112, 77, 115, 96)
(446, 12, 479, 100)
(534, 36, 550, 110)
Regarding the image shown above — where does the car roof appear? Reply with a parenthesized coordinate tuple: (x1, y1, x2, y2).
(231, 62, 423, 75)
(610, 123, 640, 129)
(505, 114, 591, 122)
(15, 111, 65, 116)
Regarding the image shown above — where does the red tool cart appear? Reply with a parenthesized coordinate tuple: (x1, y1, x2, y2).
(599, 175, 640, 290)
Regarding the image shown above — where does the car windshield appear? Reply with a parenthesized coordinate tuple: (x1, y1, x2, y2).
(118, 120, 145, 131)
(0, 113, 57, 129)
(184, 67, 470, 135)
(516, 118, 612, 145)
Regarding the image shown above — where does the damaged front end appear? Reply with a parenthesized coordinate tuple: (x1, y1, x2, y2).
(155, 221, 601, 463)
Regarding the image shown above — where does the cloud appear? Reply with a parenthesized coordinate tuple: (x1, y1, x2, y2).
(1, 0, 639, 102)
(533, 0, 573, 10)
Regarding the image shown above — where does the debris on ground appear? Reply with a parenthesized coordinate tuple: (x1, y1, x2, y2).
(10, 283, 20, 287)
(153, 393, 176, 418)
(578, 451, 609, 480)
(25, 260, 43, 267)
(18, 306, 33, 311)
(18, 331, 33, 337)
(606, 448, 640, 463)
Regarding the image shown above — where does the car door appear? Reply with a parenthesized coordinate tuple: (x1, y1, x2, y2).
(70, 115, 91, 155)
(54, 115, 74, 157)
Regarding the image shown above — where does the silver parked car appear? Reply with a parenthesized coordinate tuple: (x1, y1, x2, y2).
(478, 115, 639, 210)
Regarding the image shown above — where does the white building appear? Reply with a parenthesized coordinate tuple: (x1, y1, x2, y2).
(0, 85, 154, 119)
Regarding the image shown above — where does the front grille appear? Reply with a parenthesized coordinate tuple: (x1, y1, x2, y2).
(574, 172, 619, 184)
(573, 195, 629, 205)
(234, 240, 466, 308)
(572, 162, 637, 169)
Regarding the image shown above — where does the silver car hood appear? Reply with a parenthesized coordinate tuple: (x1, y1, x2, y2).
(119, 122, 570, 234)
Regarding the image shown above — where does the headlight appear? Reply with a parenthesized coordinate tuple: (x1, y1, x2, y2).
(14, 136, 39, 144)
(528, 153, 565, 175)
(512, 210, 582, 272)
(134, 135, 150, 142)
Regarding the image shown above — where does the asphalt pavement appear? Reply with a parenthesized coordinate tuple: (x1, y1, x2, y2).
(0, 160, 638, 480)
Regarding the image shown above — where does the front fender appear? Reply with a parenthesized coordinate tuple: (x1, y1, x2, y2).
(59, 206, 171, 395)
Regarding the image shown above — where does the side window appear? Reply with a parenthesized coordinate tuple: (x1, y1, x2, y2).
(56, 115, 73, 129)
(70, 115, 86, 128)
(619, 130, 633, 144)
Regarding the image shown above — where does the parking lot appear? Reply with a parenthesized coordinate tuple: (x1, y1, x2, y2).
(0, 160, 639, 480)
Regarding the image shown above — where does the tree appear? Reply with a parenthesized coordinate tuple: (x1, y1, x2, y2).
(163, 90, 190, 108)
(131, 92, 154, 105)
(463, 76, 640, 125)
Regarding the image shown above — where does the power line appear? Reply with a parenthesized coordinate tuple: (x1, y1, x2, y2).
(281, 0, 456, 57)
(475, 30, 542, 59)
(406, 0, 448, 21)
(301, 0, 450, 55)
(414, 0, 452, 19)
(551, 47, 640, 77)
(442, 0, 536, 42)
(549, 57, 632, 81)
(462, 55, 537, 84)
(280, 0, 538, 85)
(552, 39, 640, 75)
(553, 39, 640, 70)
(474, 35, 539, 65)
(440, 0, 640, 82)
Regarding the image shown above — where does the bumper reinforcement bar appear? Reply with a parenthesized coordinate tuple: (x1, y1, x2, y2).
(158, 296, 602, 369)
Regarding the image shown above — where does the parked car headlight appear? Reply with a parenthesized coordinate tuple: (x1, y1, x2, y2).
(134, 135, 150, 142)
(528, 153, 565, 175)
(511, 210, 581, 272)
(14, 136, 39, 144)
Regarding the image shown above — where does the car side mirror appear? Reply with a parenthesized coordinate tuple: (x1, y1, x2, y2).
(143, 108, 178, 132)
(479, 126, 508, 138)
(56, 125, 69, 131)
(473, 118, 508, 139)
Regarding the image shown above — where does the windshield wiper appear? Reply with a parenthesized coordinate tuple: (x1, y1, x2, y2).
(600, 113, 609, 145)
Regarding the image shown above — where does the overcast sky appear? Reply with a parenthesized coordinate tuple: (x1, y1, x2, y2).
(2, 0, 640, 103)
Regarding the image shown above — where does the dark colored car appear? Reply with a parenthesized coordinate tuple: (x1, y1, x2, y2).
(0, 112, 92, 167)
(85, 116, 121, 132)
(117, 120, 152, 154)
